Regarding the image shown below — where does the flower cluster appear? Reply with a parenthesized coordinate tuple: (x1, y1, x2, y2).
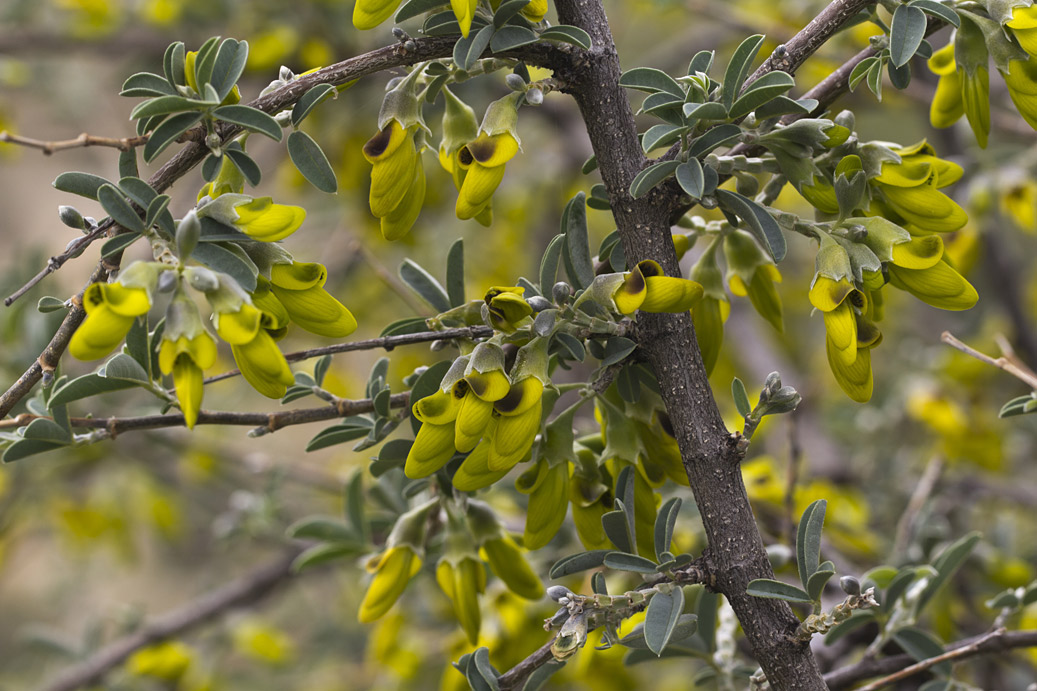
(352, 0, 548, 33)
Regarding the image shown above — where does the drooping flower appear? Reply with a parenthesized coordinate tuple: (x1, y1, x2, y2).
(466, 500, 543, 600)
(612, 259, 704, 315)
(358, 500, 436, 623)
(870, 141, 967, 233)
(198, 194, 307, 242)
(455, 94, 523, 222)
(517, 456, 570, 550)
(352, 0, 403, 30)
(69, 262, 161, 361)
(927, 42, 965, 129)
(268, 262, 357, 337)
(213, 302, 294, 399)
(1002, 180, 1037, 231)
(1007, 5, 1037, 57)
(724, 229, 783, 332)
(451, 0, 479, 37)
(484, 286, 533, 333)
(160, 290, 218, 429)
(1002, 57, 1037, 130)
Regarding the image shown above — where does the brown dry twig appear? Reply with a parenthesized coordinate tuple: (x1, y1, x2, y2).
(0, 130, 151, 154)
(942, 331, 1037, 391)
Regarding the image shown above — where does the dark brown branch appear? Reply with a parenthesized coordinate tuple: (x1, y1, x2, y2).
(825, 629, 1037, 689)
(204, 326, 492, 385)
(37, 549, 303, 691)
(552, 0, 826, 687)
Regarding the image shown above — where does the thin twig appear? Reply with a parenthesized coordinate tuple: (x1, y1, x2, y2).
(783, 415, 802, 548)
(202, 326, 492, 385)
(0, 130, 151, 154)
(37, 548, 303, 691)
(825, 629, 1037, 689)
(854, 628, 1005, 691)
(350, 240, 429, 316)
(892, 456, 944, 560)
(942, 331, 1037, 391)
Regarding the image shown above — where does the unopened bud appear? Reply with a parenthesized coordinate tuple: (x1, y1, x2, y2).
(157, 270, 178, 293)
(505, 73, 527, 92)
(840, 575, 861, 596)
(430, 339, 448, 352)
(205, 132, 221, 154)
(525, 88, 544, 106)
(527, 295, 552, 312)
(552, 282, 572, 305)
(763, 372, 782, 396)
(279, 65, 295, 81)
(58, 205, 86, 230)
(547, 585, 574, 602)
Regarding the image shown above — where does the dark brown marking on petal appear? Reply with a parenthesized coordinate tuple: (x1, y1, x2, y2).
(363, 125, 393, 159)
(494, 383, 524, 414)
(452, 380, 470, 399)
(465, 375, 488, 398)
(623, 265, 646, 296)
(657, 411, 674, 438)
(457, 146, 474, 167)
(467, 138, 496, 164)
(636, 259, 663, 278)
(849, 290, 865, 309)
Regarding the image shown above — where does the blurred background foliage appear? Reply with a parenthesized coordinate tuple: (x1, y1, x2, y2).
(0, 0, 1036, 688)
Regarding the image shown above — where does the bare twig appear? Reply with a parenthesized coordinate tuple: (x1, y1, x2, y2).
(855, 628, 1007, 691)
(37, 548, 303, 691)
(203, 326, 492, 385)
(826, 629, 1037, 689)
(892, 456, 944, 560)
(0, 130, 151, 154)
(942, 331, 1037, 391)
(0, 392, 409, 438)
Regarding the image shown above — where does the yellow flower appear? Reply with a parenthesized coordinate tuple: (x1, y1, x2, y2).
(452, 433, 511, 491)
(612, 259, 703, 315)
(871, 141, 967, 233)
(406, 387, 463, 479)
(359, 545, 423, 622)
(436, 555, 485, 643)
(1007, 6, 1037, 57)
(1003, 57, 1037, 131)
(480, 532, 543, 599)
(517, 457, 570, 549)
(809, 275, 862, 373)
(231, 197, 306, 242)
(159, 332, 217, 430)
(451, 0, 479, 37)
(198, 151, 245, 200)
(214, 303, 294, 399)
(724, 229, 783, 332)
(887, 257, 978, 311)
(364, 121, 421, 219)
(927, 43, 965, 128)
(269, 262, 358, 337)
(455, 132, 519, 221)
(127, 641, 193, 681)
(689, 242, 728, 375)
(352, 0, 403, 30)
(521, 0, 548, 22)
(1002, 180, 1037, 231)
(485, 286, 533, 332)
(380, 159, 425, 241)
(487, 376, 543, 471)
(70, 282, 151, 361)
(184, 50, 239, 104)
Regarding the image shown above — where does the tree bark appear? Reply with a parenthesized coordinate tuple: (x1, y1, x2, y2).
(552, 0, 827, 687)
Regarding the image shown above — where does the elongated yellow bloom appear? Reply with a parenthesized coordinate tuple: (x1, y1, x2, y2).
(364, 122, 420, 219)
(358, 546, 422, 622)
(521, 0, 548, 22)
(352, 0, 403, 30)
(927, 43, 965, 128)
(872, 143, 967, 233)
(214, 303, 294, 399)
(481, 533, 544, 600)
(487, 377, 543, 471)
(70, 283, 151, 361)
(518, 458, 570, 550)
(232, 197, 307, 242)
(269, 262, 357, 338)
(451, 0, 479, 37)
(612, 260, 703, 315)
(436, 556, 485, 643)
(159, 332, 218, 429)
(455, 132, 519, 220)
(1007, 6, 1037, 57)
(1003, 58, 1037, 131)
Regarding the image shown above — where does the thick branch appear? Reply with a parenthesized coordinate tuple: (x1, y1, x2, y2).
(825, 629, 1037, 689)
(38, 548, 302, 691)
(552, 0, 826, 687)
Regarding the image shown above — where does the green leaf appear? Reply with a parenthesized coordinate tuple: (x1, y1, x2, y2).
(999, 394, 1035, 417)
(823, 611, 876, 645)
(539, 25, 592, 50)
(806, 569, 836, 602)
(101, 233, 142, 259)
(602, 552, 658, 574)
(22, 418, 72, 443)
(162, 41, 186, 90)
(345, 469, 368, 542)
(395, 0, 447, 22)
(306, 421, 374, 452)
(399, 259, 451, 312)
(722, 34, 765, 109)
(224, 148, 262, 187)
(729, 70, 796, 119)
(887, 58, 912, 90)
(620, 67, 685, 98)
(916, 532, 981, 613)
(755, 96, 817, 119)
(214, 104, 283, 142)
(548, 550, 613, 578)
(291, 84, 336, 127)
(121, 71, 177, 98)
(675, 159, 705, 199)
(210, 38, 248, 102)
(890, 5, 927, 68)
(653, 497, 682, 562)
(746, 578, 813, 603)
(423, 11, 466, 36)
(796, 498, 827, 589)
(467, 647, 500, 691)
(682, 102, 729, 120)
(374, 388, 392, 418)
(866, 58, 884, 101)
(539, 234, 564, 293)
(287, 516, 356, 542)
(849, 57, 880, 92)
(445, 238, 466, 308)
(554, 332, 585, 362)
(521, 661, 565, 691)
(909, 0, 959, 27)
(291, 543, 366, 573)
(145, 195, 171, 230)
(492, 25, 538, 52)
(145, 111, 205, 163)
(130, 95, 213, 121)
(97, 184, 144, 234)
(102, 352, 151, 383)
(715, 189, 786, 262)
(630, 160, 680, 199)
(287, 130, 337, 193)
(493, 0, 530, 28)
(601, 337, 637, 367)
(882, 567, 923, 612)
(640, 92, 686, 125)
(37, 296, 68, 313)
(687, 124, 742, 158)
(455, 23, 494, 71)
(380, 317, 429, 337)
(601, 509, 633, 553)
(619, 613, 697, 650)
(53, 171, 111, 201)
(732, 377, 751, 417)
(192, 242, 258, 292)
(641, 124, 685, 154)
(3, 439, 70, 463)
(893, 627, 950, 676)
(48, 373, 141, 407)
(562, 192, 593, 290)
(644, 587, 685, 656)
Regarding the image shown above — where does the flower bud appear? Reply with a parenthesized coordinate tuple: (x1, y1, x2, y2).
(505, 73, 528, 92)
(58, 205, 86, 230)
(547, 585, 574, 602)
(840, 575, 861, 596)
(553, 282, 572, 304)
